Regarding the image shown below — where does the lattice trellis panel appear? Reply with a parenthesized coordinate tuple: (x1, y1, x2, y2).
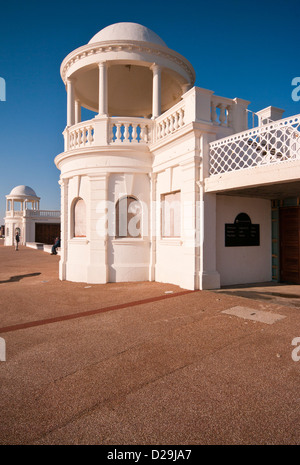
(209, 115, 300, 175)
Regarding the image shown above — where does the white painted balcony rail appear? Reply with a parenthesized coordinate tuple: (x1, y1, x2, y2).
(5, 210, 60, 218)
(110, 118, 152, 144)
(68, 122, 95, 150)
(211, 95, 234, 127)
(155, 100, 185, 142)
(5, 211, 23, 217)
(62, 88, 248, 151)
(26, 210, 61, 218)
(209, 114, 300, 175)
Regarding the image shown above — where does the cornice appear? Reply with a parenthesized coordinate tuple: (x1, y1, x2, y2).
(60, 40, 195, 85)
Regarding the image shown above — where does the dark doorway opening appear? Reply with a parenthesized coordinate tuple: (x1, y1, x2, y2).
(35, 223, 60, 245)
(280, 207, 300, 284)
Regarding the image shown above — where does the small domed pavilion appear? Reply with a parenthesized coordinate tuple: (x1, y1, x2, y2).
(4, 185, 60, 246)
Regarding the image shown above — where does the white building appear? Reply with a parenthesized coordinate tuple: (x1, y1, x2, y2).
(55, 22, 300, 289)
(4, 185, 60, 246)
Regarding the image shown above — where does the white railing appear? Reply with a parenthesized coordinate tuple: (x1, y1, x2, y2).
(62, 88, 249, 151)
(211, 95, 234, 127)
(5, 211, 23, 217)
(26, 210, 61, 218)
(209, 114, 300, 175)
(67, 122, 95, 150)
(154, 100, 185, 142)
(110, 117, 152, 144)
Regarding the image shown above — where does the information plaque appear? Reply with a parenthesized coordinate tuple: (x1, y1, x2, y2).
(225, 213, 260, 247)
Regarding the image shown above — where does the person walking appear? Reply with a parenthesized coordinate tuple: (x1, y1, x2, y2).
(15, 231, 20, 251)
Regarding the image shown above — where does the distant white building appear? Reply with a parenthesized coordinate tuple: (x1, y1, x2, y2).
(4, 185, 60, 246)
(54, 22, 300, 289)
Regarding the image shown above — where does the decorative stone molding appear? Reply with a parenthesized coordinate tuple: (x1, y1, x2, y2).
(60, 41, 195, 84)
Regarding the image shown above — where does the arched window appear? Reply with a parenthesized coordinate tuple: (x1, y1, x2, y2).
(73, 198, 86, 237)
(116, 196, 142, 238)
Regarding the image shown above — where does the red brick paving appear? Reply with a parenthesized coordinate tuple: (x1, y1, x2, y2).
(1, 241, 300, 445)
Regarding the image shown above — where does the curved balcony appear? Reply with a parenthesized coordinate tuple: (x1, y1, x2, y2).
(62, 88, 249, 154)
(63, 116, 154, 152)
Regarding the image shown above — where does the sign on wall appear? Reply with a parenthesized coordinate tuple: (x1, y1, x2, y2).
(225, 212, 260, 247)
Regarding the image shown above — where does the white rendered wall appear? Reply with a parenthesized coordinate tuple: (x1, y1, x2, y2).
(216, 195, 272, 286)
(65, 175, 89, 283)
(107, 173, 150, 282)
(155, 163, 198, 290)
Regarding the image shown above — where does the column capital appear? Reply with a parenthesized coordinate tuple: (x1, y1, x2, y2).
(181, 82, 191, 94)
(58, 177, 69, 188)
(150, 63, 161, 73)
(98, 61, 110, 69)
(66, 77, 76, 84)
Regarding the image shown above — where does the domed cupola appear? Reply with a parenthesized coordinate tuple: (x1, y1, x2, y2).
(60, 22, 195, 120)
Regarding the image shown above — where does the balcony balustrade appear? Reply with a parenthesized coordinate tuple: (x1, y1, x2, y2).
(62, 88, 246, 153)
(6, 210, 60, 218)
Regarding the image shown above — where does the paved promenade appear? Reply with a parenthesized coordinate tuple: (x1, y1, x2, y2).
(0, 241, 300, 445)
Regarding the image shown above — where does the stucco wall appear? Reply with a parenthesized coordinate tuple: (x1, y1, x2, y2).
(216, 195, 272, 286)
(65, 175, 90, 283)
(155, 165, 196, 289)
(107, 173, 150, 282)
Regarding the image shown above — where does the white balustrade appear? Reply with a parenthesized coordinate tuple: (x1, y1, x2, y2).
(5, 211, 23, 217)
(209, 114, 300, 175)
(155, 101, 185, 142)
(26, 210, 61, 218)
(67, 122, 95, 150)
(211, 96, 233, 127)
(110, 118, 152, 144)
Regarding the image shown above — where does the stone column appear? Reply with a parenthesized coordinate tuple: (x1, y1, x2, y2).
(151, 64, 161, 119)
(75, 99, 81, 124)
(67, 78, 75, 127)
(98, 62, 108, 116)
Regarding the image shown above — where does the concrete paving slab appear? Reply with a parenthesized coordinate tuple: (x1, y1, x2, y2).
(221, 306, 286, 324)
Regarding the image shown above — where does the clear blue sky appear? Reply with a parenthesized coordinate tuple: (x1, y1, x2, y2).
(1, 0, 299, 224)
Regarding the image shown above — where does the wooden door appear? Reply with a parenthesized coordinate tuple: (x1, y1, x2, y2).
(35, 223, 60, 245)
(280, 207, 300, 283)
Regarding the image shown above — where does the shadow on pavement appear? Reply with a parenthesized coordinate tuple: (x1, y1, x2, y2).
(0, 272, 41, 284)
(215, 282, 300, 307)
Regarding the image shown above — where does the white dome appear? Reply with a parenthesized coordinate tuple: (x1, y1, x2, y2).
(9, 185, 38, 198)
(89, 22, 167, 47)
